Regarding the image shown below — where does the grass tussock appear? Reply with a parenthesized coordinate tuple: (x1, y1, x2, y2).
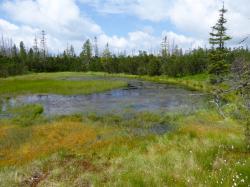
(10, 104, 44, 126)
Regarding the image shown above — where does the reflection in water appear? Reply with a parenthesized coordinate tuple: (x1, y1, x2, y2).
(1, 80, 208, 116)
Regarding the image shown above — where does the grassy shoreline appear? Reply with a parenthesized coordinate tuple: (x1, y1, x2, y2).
(0, 73, 127, 96)
(2, 71, 213, 93)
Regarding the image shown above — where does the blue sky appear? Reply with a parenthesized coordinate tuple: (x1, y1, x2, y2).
(77, 2, 176, 37)
(0, 0, 249, 54)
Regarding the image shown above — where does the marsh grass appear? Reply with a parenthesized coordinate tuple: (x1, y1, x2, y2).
(0, 79, 127, 96)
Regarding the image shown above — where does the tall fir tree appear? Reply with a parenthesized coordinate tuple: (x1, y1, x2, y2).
(209, 2, 231, 50)
(208, 2, 231, 78)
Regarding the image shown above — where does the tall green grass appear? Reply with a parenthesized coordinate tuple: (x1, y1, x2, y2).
(0, 79, 127, 96)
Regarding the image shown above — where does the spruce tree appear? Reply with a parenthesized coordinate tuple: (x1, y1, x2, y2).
(209, 3, 231, 50)
(208, 3, 231, 79)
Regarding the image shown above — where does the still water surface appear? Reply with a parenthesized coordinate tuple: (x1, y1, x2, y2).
(1, 78, 208, 116)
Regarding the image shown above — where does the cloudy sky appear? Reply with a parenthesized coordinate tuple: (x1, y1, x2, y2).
(0, 0, 249, 54)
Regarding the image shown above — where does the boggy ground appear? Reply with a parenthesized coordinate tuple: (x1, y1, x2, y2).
(0, 72, 249, 187)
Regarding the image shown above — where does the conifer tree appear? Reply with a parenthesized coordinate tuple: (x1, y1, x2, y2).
(208, 2, 231, 78)
(209, 2, 231, 50)
(11, 44, 18, 58)
(80, 39, 92, 65)
(19, 41, 27, 62)
(102, 43, 111, 59)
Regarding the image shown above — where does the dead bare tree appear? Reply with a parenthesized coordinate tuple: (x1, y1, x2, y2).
(40, 30, 47, 58)
(231, 56, 250, 150)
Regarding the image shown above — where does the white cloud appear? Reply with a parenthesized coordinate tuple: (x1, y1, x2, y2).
(2, 0, 102, 37)
(96, 30, 203, 55)
(1, 0, 102, 52)
(163, 31, 205, 49)
(132, 0, 170, 22)
(0, 19, 18, 31)
(0, 18, 39, 46)
(168, 0, 250, 41)
(168, 0, 219, 36)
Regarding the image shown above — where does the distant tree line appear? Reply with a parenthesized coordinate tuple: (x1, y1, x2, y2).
(0, 32, 249, 78)
(0, 4, 249, 79)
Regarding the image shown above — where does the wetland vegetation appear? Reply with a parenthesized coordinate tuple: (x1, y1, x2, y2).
(0, 73, 127, 96)
(0, 72, 249, 186)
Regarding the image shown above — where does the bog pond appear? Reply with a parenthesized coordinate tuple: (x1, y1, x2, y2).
(0, 77, 210, 117)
